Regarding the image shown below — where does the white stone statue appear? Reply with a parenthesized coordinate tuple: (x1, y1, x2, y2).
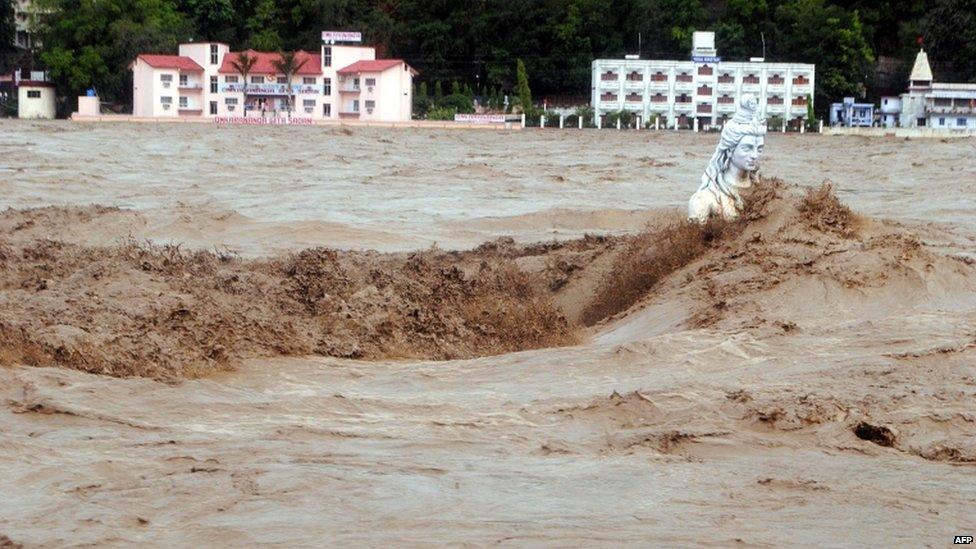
(688, 94, 766, 222)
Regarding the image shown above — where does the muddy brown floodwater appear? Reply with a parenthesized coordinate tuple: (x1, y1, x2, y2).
(1, 120, 975, 547)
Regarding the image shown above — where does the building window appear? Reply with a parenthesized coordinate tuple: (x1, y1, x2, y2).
(179, 74, 188, 86)
(323, 78, 331, 95)
(651, 71, 667, 82)
(210, 44, 219, 65)
(768, 74, 784, 85)
(718, 73, 734, 84)
(938, 117, 945, 126)
(225, 97, 238, 105)
(251, 76, 264, 84)
(651, 93, 665, 102)
(303, 77, 316, 85)
(625, 93, 641, 102)
(160, 74, 173, 88)
(793, 75, 810, 85)
(676, 93, 691, 103)
(303, 99, 316, 107)
(179, 96, 188, 108)
(626, 71, 642, 82)
(677, 72, 692, 82)
(601, 71, 617, 81)
(323, 103, 331, 116)
(210, 75, 218, 93)
(160, 96, 172, 104)
(26, 90, 41, 98)
(697, 65, 713, 76)
(365, 78, 376, 87)
(743, 74, 759, 84)
(769, 96, 784, 105)
(958, 118, 967, 127)
(323, 46, 332, 67)
(210, 101, 217, 115)
(277, 76, 288, 84)
(718, 95, 734, 104)
(697, 104, 712, 113)
(225, 75, 239, 83)
(365, 100, 375, 110)
(697, 85, 712, 96)
(934, 97, 951, 107)
(600, 92, 617, 101)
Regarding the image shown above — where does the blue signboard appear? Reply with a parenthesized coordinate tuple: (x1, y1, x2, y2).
(692, 56, 721, 64)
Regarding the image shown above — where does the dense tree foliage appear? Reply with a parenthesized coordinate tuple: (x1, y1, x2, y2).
(0, 0, 16, 54)
(28, 0, 976, 114)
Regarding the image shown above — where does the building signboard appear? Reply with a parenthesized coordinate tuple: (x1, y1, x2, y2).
(454, 113, 507, 123)
(220, 84, 319, 95)
(214, 117, 314, 125)
(692, 55, 721, 64)
(322, 31, 362, 43)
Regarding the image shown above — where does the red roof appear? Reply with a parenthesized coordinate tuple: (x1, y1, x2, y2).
(218, 50, 322, 75)
(336, 59, 408, 74)
(137, 54, 204, 72)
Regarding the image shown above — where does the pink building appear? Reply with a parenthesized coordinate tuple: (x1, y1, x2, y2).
(131, 39, 417, 121)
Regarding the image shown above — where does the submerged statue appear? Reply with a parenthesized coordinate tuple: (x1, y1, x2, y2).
(688, 94, 766, 222)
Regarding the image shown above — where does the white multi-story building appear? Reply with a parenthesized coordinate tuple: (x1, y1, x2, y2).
(591, 31, 815, 128)
(896, 49, 976, 131)
(131, 35, 417, 121)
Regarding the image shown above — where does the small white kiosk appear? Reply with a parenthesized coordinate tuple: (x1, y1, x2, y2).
(18, 81, 56, 119)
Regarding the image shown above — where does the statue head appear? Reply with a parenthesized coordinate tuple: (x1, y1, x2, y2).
(703, 94, 766, 189)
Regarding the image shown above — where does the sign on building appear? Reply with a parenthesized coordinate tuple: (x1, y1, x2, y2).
(691, 56, 721, 64)
(322, 31, 362, 43)
(454, 114, 507, 124)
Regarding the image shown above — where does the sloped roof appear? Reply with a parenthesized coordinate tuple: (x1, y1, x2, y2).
(336, 59, 409, 74)
(137, 54, 204, 72)
(218, 50, 322, 75)
(909, 49, 932, 81)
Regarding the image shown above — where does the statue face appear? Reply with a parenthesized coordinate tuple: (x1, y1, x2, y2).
(730, 134, 764, 174)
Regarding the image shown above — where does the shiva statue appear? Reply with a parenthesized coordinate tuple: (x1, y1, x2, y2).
(688, 94, 766, 222)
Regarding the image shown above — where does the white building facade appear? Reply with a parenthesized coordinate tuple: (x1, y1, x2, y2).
(897, 49, 976, 131)
(591, 31, 815, 128)
(131, 36, 417, 122)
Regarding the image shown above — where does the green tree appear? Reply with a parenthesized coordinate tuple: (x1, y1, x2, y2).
(271, 50, 308, 113)
(1, 0, 15, 54)
(229, 51, 257, 109)
(36, 0, 191, 114)
(433, 80, 442, 104)
(246, 0, 280, 50)
(450, 80, 461, 95)
(514, 58, 533, 114)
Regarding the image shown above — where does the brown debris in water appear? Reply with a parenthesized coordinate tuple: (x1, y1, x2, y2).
(0, 227, 577, 380)
(798, 181, 858, 237)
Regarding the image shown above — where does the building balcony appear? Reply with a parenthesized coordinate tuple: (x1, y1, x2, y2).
(674, 102, 694, 111)
(339, 86, 361, 94)
(648, 80, 669, 90)
(741, 83, 760, 92)
(178, 84, 203, 91)
(717, 82, 736, 92)
(598, 101, 619, 110)
(178, 107, 203, 114)
(623, 80, 644, 90)
(338, 111, 360, 117)
(716, 102, 736, 113)
(649, 102, 669, 111)
(766, 104, 785, 113)
(674, 81, 694, 90)
(767, 84, 785, 94)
